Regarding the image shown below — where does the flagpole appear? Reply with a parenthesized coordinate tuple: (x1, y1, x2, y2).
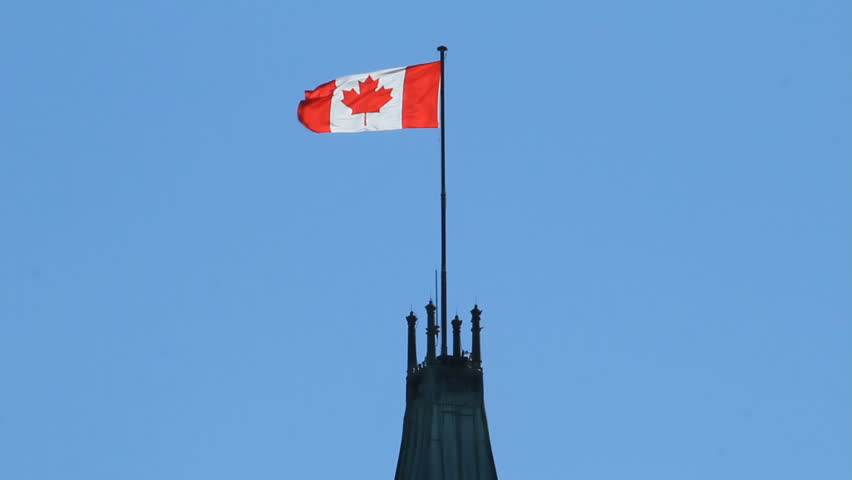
(438, 45, 448, 357)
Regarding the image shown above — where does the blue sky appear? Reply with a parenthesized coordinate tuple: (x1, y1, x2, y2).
(1, 1, 850, 479)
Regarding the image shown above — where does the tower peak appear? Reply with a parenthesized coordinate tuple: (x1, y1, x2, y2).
(396, 303, 497, 479)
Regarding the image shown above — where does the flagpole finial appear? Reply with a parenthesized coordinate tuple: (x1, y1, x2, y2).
(437, 45, 447, 52)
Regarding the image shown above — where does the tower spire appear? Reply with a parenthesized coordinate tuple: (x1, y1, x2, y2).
(395, 47, 497, 480)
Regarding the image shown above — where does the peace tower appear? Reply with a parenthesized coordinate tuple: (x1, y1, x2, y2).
(394, 302, 498, 480)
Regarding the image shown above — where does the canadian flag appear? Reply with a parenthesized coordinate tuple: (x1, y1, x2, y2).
(297, 61, 441, 133)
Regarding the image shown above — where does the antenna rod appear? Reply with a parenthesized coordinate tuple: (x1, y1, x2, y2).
(438, 45, 448, 357)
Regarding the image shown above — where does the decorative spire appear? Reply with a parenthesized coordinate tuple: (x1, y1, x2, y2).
(406, 311, 418, 373)
(470, 305, 482, 368)
(451, 314, 462, 357)
(425, 300, 437, 362)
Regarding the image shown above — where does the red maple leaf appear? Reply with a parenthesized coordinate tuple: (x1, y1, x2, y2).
(341, 75, 393, 126)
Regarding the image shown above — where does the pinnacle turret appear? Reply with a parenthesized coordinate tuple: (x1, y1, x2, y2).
(425, 300, 438, 362)
(470, 304, 483, 369)
(451, 314, 462, 357)
(406, 311, 418, 373)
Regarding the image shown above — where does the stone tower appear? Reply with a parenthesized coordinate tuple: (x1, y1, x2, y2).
(395, 302, 498, 480)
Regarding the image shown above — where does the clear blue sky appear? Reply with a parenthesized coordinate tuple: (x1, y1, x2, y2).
(2, 1, 850, 479)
